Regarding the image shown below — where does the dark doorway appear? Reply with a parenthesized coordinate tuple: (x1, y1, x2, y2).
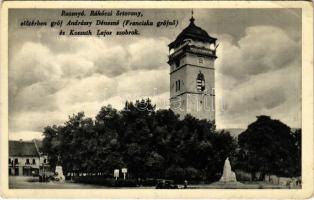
(23, 167, 32, 176)
(14, 167, 19, 176)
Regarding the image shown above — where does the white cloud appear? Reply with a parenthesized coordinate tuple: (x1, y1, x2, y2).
(127, 38, 169, 70)
(216, 26, 301, 129)
(216, 26, 299, 83)
(115, 68, 169, 96)
(9, 24, 301, 140)
(10, 42, 62, 90)
(57, 54, 95, 78)
(9, 43, 170, 135)
(55, 74, 116, 105)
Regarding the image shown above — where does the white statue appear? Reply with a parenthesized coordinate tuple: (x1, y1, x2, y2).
(219, 157, 237, 182)
(54, 166, 65, 182)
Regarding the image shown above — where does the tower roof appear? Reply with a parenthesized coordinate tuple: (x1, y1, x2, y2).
(169, 16, 217, 49)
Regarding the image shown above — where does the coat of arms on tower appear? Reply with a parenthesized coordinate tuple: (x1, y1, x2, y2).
(196, 71, 206, 92)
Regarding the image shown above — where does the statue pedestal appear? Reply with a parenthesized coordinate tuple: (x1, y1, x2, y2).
(55, 166, 65, 182)
(219, 157, 237, 182)
(209, 157, 243, 188)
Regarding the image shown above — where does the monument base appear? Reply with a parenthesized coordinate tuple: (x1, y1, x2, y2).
(216, 157, 242, 185)
(219, 170, 237, 182)
(209, 181, 244, 189)
(54, 166, 65, 182)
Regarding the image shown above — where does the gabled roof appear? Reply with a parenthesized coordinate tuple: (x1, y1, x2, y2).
(9, 140, 40, 157)
(169, 17, 217, 49)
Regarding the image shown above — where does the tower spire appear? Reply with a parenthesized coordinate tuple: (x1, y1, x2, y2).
(190, 9, 195, 23)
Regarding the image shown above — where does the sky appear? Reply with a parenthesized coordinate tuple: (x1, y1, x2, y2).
(8, 9, 302, 140)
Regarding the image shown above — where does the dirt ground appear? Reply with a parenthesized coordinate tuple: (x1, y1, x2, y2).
(9, 176, 300, 189)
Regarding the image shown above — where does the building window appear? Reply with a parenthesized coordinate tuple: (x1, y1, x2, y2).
(14, 158, 18, 165)
(44, 159, 47, 164)
(26, 158, 30, 165)
(199, 57, 203, 64)
(175, 81, 177, 91)
(175, 80, 181, 92)
(32, 159, 36, 165)
(9, 158, 11, 165)
(175, 59, 180, 68)
(196, 71, 205, 92)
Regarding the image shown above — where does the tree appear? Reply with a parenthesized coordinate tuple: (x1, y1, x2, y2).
(41, 99, 237, 183)
(236, 115, 300, 179)
(59, 112, 90, 174)
(94, 106, 125, 176)
(209, 130, 237, 181)
(292, 128, 301, 176)
(42, 125, 60, 170)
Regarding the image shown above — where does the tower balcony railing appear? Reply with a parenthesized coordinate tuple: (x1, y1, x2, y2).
(168, 44, 216, 61)
(188, 45, 216, 57)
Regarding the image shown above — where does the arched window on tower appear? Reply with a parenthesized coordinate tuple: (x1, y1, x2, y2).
(196, 71, 205, 92)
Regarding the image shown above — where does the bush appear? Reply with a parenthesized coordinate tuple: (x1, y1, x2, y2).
(113, 179, 137, 187)
(73, 176, 137, 187)
(184, 167, 200, 180)
(141, 178, 158, 186)
(165, 166, 185, 182)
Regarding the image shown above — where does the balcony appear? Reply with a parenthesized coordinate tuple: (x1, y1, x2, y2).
(168, 45, 216, 63)
(188, 46, 215, 57)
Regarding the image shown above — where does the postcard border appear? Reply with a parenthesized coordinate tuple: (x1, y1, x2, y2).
(0, 1, 313, 199)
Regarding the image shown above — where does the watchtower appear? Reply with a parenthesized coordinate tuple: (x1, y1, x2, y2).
(168, 13, 218, 121)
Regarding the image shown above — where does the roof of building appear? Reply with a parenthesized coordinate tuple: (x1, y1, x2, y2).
(9, 140, 41, 157)
(33, 139, 43, 152)
(169, 17, 217, 49)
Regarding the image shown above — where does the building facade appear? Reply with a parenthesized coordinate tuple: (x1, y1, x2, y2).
(9, 140, 49, 176)
(168, 15, 218, 121)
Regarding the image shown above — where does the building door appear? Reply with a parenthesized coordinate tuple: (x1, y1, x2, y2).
(14, 167, 19, 176)
(23, 167, 32, 176)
